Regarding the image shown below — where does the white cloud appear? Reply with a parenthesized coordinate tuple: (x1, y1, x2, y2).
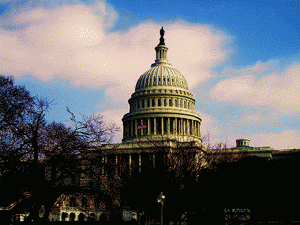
(218, 129, 300, 150)
(0, 4, 230, 103)
(241, 114, 264, 123)
(210, 61, 300, 114)
(249, 129, 300, 150)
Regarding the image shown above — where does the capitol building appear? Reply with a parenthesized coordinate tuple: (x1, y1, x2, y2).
(6, 28, 278, 222)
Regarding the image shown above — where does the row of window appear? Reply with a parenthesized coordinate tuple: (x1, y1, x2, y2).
(133, 88, 192, 97)
(61, 212, 96, 222)
(131, 98, 195, 111)
(138, 77, 185, 88)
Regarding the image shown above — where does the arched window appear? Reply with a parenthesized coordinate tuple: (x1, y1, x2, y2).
(62, 213, 68, 221)
(89, 213, 96, 221)
(175, 99, 178, 107)
(164, 99, 167, 107)
(169, 99, 173, 107)
(158, 99, 161, 106)
(70, 213, 75, 221)
(79, 213, 85, 221)
(147, 99, 150, 107)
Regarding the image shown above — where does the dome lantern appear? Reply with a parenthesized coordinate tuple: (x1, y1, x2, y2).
(151, 27, 172, 67)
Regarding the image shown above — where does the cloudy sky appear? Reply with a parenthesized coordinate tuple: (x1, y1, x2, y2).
(1, 0, 299, 149)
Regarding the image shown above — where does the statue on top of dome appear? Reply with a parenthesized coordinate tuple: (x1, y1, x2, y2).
(159, 27, 165, 45)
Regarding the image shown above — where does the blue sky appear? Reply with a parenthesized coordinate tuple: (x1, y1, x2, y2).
(0, 0, 299, 149)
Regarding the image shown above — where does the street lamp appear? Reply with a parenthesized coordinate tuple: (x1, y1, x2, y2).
(157, 192, 165, 225)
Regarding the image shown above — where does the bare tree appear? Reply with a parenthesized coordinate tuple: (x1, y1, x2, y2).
(0, 75, 120, 221)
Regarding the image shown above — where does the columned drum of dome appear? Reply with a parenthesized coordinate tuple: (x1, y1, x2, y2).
(122, 27, 202, 143)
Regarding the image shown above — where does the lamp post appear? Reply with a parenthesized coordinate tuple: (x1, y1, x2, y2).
(157, 192, 165, 225)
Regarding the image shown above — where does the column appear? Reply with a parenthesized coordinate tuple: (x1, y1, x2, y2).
(141, 119, 143, 135)
(148, 118, 150, 135)
(174, 118, 177, 135)
(134, 119, 137, 137)
(183, 119, 186, 135)
(129, 154, 132, 177)
(181, 118, 183, 135)
(130, 120, 133, 137)
(153, 154, 155, 169)
(154, 117, 157, 135)
(186, 119, 188, 135)
(161, 117, 164, 135)
(167, 118, 170, 135)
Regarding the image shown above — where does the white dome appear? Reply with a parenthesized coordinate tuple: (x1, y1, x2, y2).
(135, 65, 189, 91)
